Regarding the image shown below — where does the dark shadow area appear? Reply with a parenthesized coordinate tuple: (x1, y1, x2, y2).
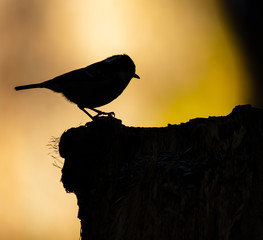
(220, 1, 263, 107)
(59, 105, 263, 240)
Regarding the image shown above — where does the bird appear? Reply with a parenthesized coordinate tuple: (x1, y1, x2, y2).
(14, 54, 140, 119)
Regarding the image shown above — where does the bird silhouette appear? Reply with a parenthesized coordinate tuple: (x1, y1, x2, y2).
(15, 54, 140, 119)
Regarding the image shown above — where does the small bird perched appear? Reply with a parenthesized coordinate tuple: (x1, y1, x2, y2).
(15, 54, 140, 119)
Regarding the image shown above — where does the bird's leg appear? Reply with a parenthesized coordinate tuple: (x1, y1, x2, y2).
(78, 105, 94, 120)
(89, 108, 115, 118)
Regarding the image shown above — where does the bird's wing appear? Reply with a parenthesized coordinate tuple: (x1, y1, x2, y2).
(81, 61, 117, 81)
(51, 61, 115, 84)
(42, 61, 118, 92)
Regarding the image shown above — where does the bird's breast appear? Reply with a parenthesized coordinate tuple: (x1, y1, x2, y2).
(61, 76, 131, 108)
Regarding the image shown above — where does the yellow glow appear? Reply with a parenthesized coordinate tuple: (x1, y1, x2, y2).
(164, 27, 250, 124)
(0, 0, 252, 239)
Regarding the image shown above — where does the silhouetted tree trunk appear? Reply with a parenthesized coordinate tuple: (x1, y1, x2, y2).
(59, 105, 263, 240)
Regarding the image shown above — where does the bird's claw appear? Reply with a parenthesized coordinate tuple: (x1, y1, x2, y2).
(108, 112, 115, 117)
(94, 111, 115, 118)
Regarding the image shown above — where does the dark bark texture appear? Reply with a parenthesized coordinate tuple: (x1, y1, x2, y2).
(59, 105, 263, 240)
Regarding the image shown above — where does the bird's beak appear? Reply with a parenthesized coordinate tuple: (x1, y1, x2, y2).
(134, 73, 140, 79)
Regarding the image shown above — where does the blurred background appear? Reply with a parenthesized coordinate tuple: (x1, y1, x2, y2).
(1, 0, 261, 239)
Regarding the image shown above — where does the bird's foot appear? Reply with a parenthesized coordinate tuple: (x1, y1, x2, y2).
(107, 112, 115, 117)
(79, 106, 115, 120)
(94, 111, 115, 118)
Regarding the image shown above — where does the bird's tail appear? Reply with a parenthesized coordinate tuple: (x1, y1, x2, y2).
(14, 83, 43, 91)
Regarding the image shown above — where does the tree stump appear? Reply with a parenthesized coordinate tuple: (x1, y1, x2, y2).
(59, 105, 263, 240)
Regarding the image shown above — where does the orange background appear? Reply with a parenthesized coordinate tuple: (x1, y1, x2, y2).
(0, 0, 251, 239)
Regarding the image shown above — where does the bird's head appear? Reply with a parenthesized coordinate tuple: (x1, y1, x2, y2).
(105, 54, 140, 80)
